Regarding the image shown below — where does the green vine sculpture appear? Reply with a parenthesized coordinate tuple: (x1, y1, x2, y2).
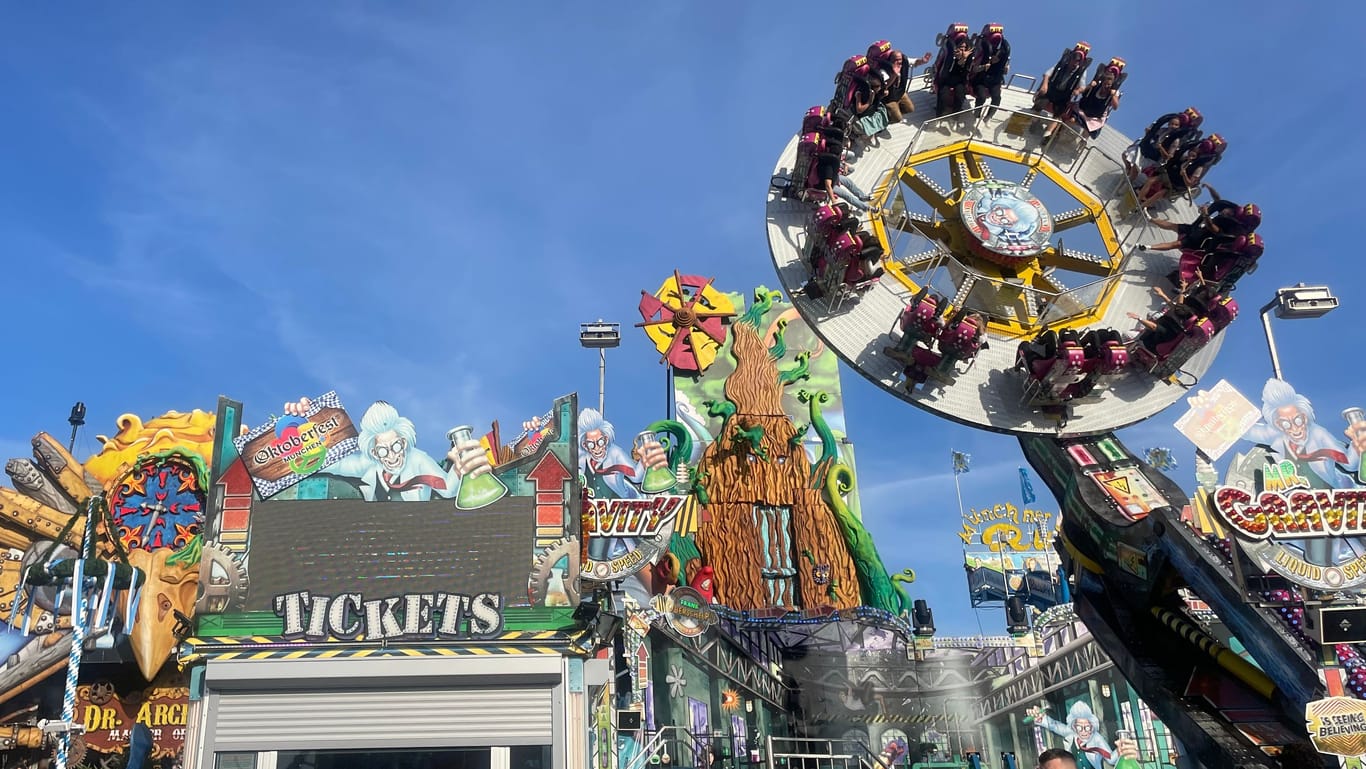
(739, 286, 783, 328)
(686, 465, 711, 506)
(824, 462, 908, 616)
(732, 421, 769, 463)
(789, 423, 809, 449)
(891, 568, 917, 586)
(767, 318, 790, 361)
(798, 389, 838, 486)
(703, 399, 736, 428)
(644, 419, 693, 477)
(778, 350, 812, 386)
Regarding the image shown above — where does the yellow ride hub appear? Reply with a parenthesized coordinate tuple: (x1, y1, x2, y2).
(871, 140, 1126, 339)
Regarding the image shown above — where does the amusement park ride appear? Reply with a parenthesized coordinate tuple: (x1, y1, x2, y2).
(767, 25, 1325, 769)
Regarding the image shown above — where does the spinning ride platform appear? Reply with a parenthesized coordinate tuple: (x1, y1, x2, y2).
(766, 82, 1219, 436)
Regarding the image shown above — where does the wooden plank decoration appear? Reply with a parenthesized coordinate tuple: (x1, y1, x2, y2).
(0, 487, 85, 546)
(692, 323, 860, 611)
(31, 432, 94, 506)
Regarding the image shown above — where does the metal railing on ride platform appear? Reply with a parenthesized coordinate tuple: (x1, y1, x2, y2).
(624, 726, 766, 769)
(874, 83, 1153, 331)
(764, 736, 891, 769)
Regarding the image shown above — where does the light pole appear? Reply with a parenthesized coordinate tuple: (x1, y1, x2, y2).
(1258, 284, 1338, 380)
(579, 321, 621, 416)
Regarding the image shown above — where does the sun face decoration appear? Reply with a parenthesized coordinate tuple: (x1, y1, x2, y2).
(720, 688, 742, 712)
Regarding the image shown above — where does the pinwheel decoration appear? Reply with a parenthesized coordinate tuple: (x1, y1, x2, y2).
(637, 271, 737, 373)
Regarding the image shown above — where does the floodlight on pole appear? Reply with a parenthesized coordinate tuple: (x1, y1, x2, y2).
(579, 321, 621, 417)
(1258, 284, 1338, 380)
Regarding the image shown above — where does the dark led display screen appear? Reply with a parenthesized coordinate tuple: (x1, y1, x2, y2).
(242, 497, 535, 611)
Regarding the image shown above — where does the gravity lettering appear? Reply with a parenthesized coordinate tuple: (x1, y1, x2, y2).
(585, 496, 683, 537)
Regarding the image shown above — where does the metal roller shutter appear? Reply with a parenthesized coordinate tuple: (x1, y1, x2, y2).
(212, 686, 554, 751)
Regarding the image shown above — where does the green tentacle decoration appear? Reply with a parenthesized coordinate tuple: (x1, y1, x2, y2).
(778, 350, 812, 386)
(703, 399, 736, 428)
(798, 389, 838, 487)
(686, 465, 711, 506)
(645, 419, 692, 476)
(767, 318, 790, 361)
(732, 422, 769, 462)
(738, 286, 783, 328)
(890, 569, 916, 615)
(824, 463, 906, 615)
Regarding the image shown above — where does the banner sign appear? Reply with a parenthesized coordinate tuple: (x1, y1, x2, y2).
(77, 673, 190, 759)
(1213, 480, 1366, 590)
(1307, 696, 1366, 757)
(581, 495, 687, 581)
(1174, 379, 1260, 461)
(233, 390, 359, 498)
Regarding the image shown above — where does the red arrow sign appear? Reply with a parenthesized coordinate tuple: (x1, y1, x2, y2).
(527, 451, 571, 527)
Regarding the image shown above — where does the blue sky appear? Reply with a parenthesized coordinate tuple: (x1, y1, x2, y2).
(2, 3, 1362, 636)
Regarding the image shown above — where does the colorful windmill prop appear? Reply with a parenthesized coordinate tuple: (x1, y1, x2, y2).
(637, 272, 736, 373)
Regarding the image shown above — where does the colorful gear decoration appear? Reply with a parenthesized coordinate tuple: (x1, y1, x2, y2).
(637, 271, 736, 372)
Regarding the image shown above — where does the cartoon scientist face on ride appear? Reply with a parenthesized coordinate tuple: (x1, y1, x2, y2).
(962, 181, 1053, 255)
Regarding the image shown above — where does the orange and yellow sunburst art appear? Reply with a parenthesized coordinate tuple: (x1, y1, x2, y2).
(720, 689, 741, 712)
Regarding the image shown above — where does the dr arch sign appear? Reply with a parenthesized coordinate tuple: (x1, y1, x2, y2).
(1213, 485, 1366, 591)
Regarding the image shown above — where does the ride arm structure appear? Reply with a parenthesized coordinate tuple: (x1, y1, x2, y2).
(1020, 432, 1325, 768)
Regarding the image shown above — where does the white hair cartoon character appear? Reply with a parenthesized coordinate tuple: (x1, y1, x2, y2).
(1026, 700, 1137, 769)
(284, 397, 489, 502)
(1244, 378, 1362, 488)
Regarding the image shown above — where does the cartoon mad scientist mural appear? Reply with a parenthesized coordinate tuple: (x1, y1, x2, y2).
(1026, 700, 1138, 769)
(285, 396, 491, 501)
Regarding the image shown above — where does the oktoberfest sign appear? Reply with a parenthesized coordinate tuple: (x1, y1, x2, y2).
(233, 390, 359, 498)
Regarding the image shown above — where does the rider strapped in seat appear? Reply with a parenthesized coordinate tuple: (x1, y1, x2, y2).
(1034, 42, 1092, 118)
(970, 24, 1011, 121)
(1063, 57, 1125, 139)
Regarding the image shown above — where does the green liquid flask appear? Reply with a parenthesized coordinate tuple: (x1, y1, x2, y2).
(450, 425, 509, 510)
(635, 431, 677, 493)
(1113, 730, 1141, 769)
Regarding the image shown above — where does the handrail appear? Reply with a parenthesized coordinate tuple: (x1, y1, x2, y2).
(890, 246, 1122, 329)
(886, 84, 1143, 212)
(623, 725, 698, 769)
(766, 736, 890, 769)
